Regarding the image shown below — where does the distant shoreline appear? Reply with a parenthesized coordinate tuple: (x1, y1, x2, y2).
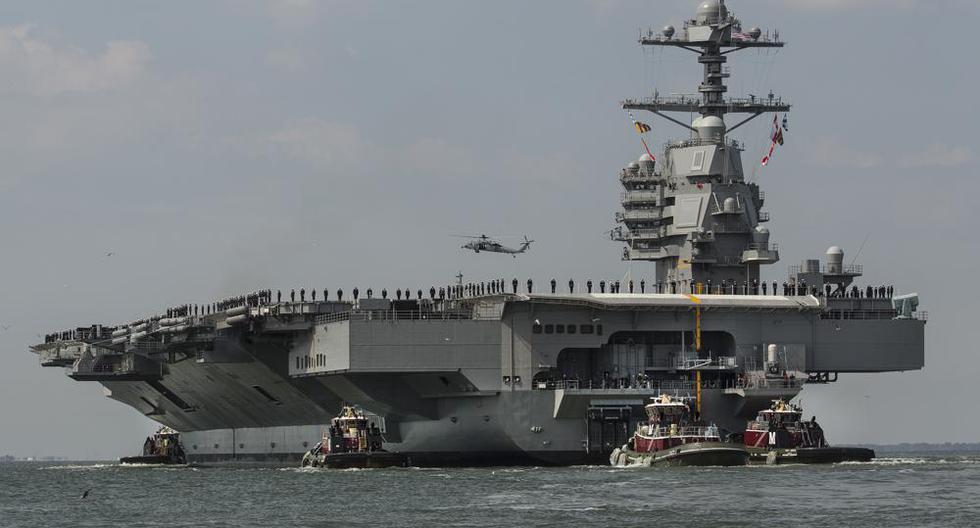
(856, 443, 980, 453)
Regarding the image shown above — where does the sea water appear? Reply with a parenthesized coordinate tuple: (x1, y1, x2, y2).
(1, 453, 977, 527)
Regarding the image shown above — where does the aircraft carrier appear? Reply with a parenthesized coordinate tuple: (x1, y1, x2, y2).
(30, 1, 926, 465)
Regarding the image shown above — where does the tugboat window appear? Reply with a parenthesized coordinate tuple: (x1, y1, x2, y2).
(567, 325, 576, 334)
(580, 324, 594, 334)
(556, 324, 565, 334)
(544, 324, 554, 334)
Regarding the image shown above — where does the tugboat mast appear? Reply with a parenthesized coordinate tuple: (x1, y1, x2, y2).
(613, 0, 790, 294)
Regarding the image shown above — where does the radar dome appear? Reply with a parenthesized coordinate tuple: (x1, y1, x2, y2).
(663, 25, 675, 39)
(694, 115, 725, 141)
(627, 161, 640, 173)
(748, 27, 762, 40)
(826, 246, 844, 273)
(696, 0, 728, 24)
(752, 225, 770, 245)
(638, 152, 655, 174)
(723, 197, 737, 213)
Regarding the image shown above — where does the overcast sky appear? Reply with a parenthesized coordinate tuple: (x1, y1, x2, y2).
(1, 0, 977, 459)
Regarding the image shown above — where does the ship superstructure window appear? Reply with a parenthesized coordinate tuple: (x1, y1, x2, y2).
(556, 324, 565, 334)
(296, 357, 300, 370)
(533, 323, 542, 334)
(567, 325, 576, 334)
(580, 324, 594, 334)
(596, 324, 603, 336)
(544, 324, 554, 334)
(691, 150, 705, 171)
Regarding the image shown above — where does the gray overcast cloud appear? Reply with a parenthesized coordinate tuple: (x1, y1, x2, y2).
(0, 0, 977, 458)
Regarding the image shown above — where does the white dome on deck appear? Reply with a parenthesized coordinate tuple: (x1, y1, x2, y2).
(693, 115, 725, 141)
(696, 0, 728, 24)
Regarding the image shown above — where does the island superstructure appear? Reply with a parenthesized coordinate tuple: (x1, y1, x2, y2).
(30, 0, 926, 465)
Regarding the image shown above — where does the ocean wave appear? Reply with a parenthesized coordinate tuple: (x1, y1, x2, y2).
(276, 466, 320, 473)
(836, 457, 979, 466)
(39, 464, 114, 470)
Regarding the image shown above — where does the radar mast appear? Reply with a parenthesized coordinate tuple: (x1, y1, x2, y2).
(613, 0, 788, 294)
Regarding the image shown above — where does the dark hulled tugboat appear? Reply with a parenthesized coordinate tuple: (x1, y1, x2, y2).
(120, 426, 187, 465)
(301, 405, 408, 469)
(610, 394, 748, 467)
(743, 400, 875, 464)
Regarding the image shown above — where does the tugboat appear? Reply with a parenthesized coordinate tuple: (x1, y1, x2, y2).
(743, 400, 875, 464)
(120, 426, 187, 465)
(610, 394, 748, 467)
(301, 405, 408, 469)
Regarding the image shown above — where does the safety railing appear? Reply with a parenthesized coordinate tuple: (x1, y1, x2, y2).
(314, 309, 475, 325)
(723, 377, 804, 390)
(789, 264, 863, 276)
(533, 379, 697, 391)
(643, 425, 721, 439)
(620, 170, 661, 181)
(621, 191, 661, 203)
(620, 209, 664, 221)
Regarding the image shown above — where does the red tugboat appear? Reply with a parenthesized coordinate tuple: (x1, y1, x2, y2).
(301, 405, 408, 469)
(610, 394, 748, 467)
(743, 400, 875, 464)
(120, 426, 187, 465)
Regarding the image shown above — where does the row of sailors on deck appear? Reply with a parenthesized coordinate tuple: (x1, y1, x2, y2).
(43, 278, 899, 342)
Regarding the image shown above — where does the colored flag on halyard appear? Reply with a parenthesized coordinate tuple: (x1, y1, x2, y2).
(627, 110, 656, 161)
(761, 114, 786, 166)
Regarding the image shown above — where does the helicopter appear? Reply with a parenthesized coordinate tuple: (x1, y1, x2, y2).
(456, 234, 533, 257)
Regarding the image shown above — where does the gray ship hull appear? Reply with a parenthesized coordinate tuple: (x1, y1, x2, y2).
(34, 291, 924, 466)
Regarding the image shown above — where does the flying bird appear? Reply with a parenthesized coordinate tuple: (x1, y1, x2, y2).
(105, 252, 115, 257)
(80, 488, 92, 499)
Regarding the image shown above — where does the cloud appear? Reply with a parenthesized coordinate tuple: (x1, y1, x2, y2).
(805, 137, 976, 170)
(0, 24, 211, 181)
(804, 136, 882, 168)
(587, 0, 623, 14)
(898, 144, 975, 168)
(0, 25, 150, 96)
(397, 138, 473, 180)
(231, 0, 372, 28)
(772, 0, 920, 11)
(234, 118, 368, 170)
(773, 0, 978, 13)
(264, 47, 308, 71)
(265, 0, 321, 27)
